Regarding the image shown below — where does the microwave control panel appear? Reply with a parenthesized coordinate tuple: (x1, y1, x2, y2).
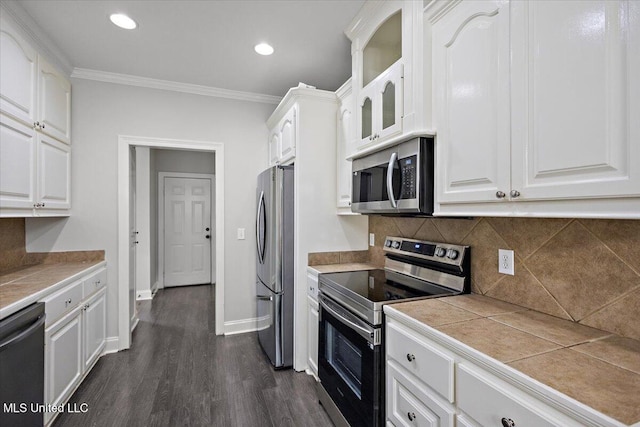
(400, 156, 417, 199)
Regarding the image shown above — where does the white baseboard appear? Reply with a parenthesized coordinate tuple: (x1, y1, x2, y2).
(136, 289, 153, 300)
(131, 316, 140, 332)
(151, 281, 159, 294)
(103, 336, 120, 354)
(223, 315, 270, 336)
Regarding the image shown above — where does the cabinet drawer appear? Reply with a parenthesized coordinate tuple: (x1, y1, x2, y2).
(41, 279, 83, 326)
(83, 268, 106, 298)
(457, 363, 584, 427)
(386, 319, 455, 402)
(387, 360, 455, 427)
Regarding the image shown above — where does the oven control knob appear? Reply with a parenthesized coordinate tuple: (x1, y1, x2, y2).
(385, 239, 392, 247)
(435, 247, 446, 257)
(446, 249, 459, 260)
(392, 241, 401, 249)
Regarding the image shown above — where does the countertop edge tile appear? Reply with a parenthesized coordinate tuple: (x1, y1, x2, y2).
(0, 261, 106, 319)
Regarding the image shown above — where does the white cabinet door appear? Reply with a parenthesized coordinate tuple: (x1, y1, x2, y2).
(376, 62, 403, 142)
(45, 308, 83, 424)
(510, 0, 640, 200)
(82, 289, 106, 372)
(337, 87, 354, 210)
(38, 56, 71, 145)
(0, 114, 36, 209)
(433, 0, 511, 204)
(268, 131, 280, 166)
(37, 134, 70, 210)
(279, 107, 296, 163)
(307, 296, 319, 378)
(0, 17, 37, 126)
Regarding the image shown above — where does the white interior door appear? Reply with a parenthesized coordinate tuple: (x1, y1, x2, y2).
(163, 177, 212, 287)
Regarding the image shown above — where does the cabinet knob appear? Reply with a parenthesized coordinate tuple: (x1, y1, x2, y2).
(41, 123, 45, 129)
(34, 121, 40, 129)
(496, 191, 506, 199)
(406, 353, 415, 362)
(501, 418, 515, 427)
(510, 190, 521, 198)
(407, 412, 416, 421)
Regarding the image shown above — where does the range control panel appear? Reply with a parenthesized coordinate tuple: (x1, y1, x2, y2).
(383, 236, 467, 267)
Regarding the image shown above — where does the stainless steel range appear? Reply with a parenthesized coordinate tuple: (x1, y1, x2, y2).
(317, 236, 470, 427)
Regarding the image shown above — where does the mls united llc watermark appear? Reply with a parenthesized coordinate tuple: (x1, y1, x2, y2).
(3, 402, 89, 414)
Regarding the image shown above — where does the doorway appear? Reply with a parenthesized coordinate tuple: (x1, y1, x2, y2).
(159, 174, 215, 288)
(117, 136, 225, 351)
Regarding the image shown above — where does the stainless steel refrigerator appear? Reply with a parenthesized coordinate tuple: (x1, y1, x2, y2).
(256, 165, 294, 369)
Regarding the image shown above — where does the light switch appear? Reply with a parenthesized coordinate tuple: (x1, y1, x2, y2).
(237, 228, 245, 240)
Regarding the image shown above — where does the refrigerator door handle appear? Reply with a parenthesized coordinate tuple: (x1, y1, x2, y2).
(256, 294, 273, 301)
(256, 191, 265, 263)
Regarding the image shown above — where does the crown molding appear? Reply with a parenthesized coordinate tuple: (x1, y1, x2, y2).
(1, 0, 73, 75)
(71, 68, 283, 105)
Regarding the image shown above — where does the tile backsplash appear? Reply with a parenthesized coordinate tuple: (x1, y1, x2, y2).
(369, 216, 640, 341)
(0, 218, 104, 273)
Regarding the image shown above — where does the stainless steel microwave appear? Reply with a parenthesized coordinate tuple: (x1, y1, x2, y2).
(351, 137, 434, 215)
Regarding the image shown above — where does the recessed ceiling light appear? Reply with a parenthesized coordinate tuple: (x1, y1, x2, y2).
(254, 43, 274, 56)
(110, 13, 137, 30)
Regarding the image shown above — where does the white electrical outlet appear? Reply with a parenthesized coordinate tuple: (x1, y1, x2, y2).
(237, 228, 245, 240)
(498, 249, 514, 275)
(369, 233, 375, 247)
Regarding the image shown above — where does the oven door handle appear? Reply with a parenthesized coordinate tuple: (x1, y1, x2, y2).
(386, 152, 398, 208)
(320, 297, 373, 343)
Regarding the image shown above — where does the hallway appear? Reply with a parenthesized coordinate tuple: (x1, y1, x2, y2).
(53, 285, 332, 427)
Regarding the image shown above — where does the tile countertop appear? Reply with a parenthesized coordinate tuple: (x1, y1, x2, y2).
(307, 263, 377, 274)
(0, 261, 105, 319)
(387, 294, 640, 426)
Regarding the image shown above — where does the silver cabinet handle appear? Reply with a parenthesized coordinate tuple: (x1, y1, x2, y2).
(407, 412, 416, 421)
(386, 152, 398, 208)
(501, 418, 515, 427)
(406, 353, 415, 362)
(510, 190, 521, 198)
(496, 191, 506, 198)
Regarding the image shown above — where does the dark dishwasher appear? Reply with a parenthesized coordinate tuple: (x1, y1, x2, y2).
(0, 302, 46, 427)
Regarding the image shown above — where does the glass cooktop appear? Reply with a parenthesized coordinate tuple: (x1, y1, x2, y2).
(320, 269, 455, 303)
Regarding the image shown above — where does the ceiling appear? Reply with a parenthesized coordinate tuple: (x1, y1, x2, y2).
(15, 0, 365, 98)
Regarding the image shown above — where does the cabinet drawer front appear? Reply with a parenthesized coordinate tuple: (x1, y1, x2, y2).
(457, 363, 582, 427)
(42, 280, 83, 326)
(386, 319, 455, 402)
(83, 268, 107, 297)
(387, 361, 455, 427)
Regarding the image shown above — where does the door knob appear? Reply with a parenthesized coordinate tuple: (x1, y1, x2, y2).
(205, 235, 210, 239)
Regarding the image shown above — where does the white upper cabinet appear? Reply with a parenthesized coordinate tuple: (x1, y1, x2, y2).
(432, 0, 640, 218)
(267, 105, 296, 166)
(346, 0, 431, 156)
(510, 0, 639, 201)
(0, 16, 37, 126)
(0, 16, 71, 145)
(38, 56, 71, 145)
(433, 0, 511, 205)
(336, 79, 357, 213)
(37, 133, 71, 210)
(0, 115, 37, 209)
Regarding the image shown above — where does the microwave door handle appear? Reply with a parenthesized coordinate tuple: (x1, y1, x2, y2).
(256, 191, 264, 263)
(387, 152, 398, 208)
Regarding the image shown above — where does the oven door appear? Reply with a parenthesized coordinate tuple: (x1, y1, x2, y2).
(318, 294, 383, 427)
(351, 137, 433, 214)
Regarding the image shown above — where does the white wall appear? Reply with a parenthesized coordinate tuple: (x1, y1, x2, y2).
(25, 78, 272, 339)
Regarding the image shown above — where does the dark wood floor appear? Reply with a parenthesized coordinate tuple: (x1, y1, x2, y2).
(53, 285, 333, 427)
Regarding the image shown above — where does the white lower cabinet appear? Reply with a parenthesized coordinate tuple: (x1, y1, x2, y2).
(45, 306, 83, 425)
(306, 270, 319, 379)
(385, 309, 616, 427)
(42, 266, 107, 425)
(307, 295, 319, 379)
